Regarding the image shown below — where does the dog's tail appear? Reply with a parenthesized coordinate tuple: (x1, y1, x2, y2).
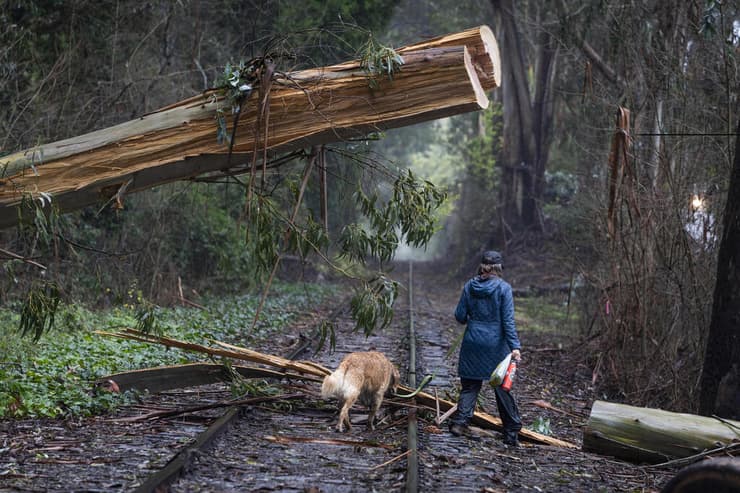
(321, 368, 344, 399)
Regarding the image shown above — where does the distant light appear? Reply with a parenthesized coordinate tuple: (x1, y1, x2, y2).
(691, 195, 704, 210)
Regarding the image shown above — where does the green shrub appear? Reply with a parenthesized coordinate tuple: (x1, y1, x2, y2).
(0, 281, 338, 418)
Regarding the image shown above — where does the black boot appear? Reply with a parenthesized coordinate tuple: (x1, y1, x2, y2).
(503, 430, 519, 447)
(449, 422, 468, 436)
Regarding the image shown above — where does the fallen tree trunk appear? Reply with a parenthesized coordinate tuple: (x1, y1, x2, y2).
(399, 25, 501, 90)
(583, 400, 740, 464)
(0, 26, 500, 229)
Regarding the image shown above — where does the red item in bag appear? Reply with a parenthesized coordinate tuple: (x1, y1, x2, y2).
(501, 360, 517, 391)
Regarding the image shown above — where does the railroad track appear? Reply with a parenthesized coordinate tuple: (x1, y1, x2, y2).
(131, 262, 428, 492)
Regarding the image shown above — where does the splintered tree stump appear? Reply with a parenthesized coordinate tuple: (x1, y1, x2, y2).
(0, 26, 501, 229)
(583, 400, 740, 464)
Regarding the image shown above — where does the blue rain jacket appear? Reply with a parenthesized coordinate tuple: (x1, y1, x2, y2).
(454, 276, 521, 380)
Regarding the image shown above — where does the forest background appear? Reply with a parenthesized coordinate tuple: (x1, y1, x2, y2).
(1, 0, 738, 418)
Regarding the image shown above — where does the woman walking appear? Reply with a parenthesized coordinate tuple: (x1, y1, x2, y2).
(449, 250, 522, 446)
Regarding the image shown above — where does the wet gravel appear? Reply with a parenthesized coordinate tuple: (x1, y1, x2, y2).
(169, 301, 412, 493)
(411, 267, 673, 492)
(1, 387, 230, 492)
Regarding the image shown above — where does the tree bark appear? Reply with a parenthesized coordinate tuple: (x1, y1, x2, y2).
(531, 9, 559, 228)
(583, 400, 740, 464)
(0, 27, 501, 230)
(699, 118, 740, 417)
(491, 0, 557, 233)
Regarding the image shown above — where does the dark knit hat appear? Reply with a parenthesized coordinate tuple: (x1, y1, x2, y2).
(481, 250, 503, 265)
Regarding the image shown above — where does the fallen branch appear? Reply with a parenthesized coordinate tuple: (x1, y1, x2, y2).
(527, 399, 586, 420)
(378, 416, 409, 431)
(713, 415, 740, 436)
(370, 449, 411, 471)
(646, 442, 740, 469)
(410, 390, 577, 448)
(112, 393, 304, 422)
(96, 328, 330, 377)
(177, 276, 205, 310)
(264, 435, 394, 450)
(98, 363, 321, 393)
(0, 247, 47, 270)
(436, 404, 457, 426)
(96, 329, 577, 448)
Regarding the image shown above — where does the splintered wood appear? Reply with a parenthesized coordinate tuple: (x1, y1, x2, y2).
(0, 26, 500, 229)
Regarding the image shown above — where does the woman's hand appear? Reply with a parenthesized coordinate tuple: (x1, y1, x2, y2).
(511, 349, 521, 361)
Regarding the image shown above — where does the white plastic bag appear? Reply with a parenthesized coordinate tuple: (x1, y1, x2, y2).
(489, 353, 512, 387)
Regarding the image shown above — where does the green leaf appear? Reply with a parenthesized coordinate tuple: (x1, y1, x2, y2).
(18, 281, 61, 342)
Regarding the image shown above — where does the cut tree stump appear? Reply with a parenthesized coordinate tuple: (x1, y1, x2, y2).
(0, 26, 500, 229)
(583, 400, 740, 464)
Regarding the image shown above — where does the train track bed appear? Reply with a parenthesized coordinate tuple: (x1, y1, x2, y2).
(1, 385, 232, 492)
(168, 296, 414, 492)
(409, 266, 674, 492)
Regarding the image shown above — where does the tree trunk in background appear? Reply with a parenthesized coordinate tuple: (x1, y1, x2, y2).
(699, 119, 740, 418)
(491, 0, 557, 235)
(531, 11, 558, 227)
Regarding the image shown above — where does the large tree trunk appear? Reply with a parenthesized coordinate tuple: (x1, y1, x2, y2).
(583, 400, 740, 464)
(699, 119, 740, 418)
(491, 0, 557, 235)
(0, 27, 501, 230)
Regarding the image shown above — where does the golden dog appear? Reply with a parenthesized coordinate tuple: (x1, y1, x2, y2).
(321, 351, 400, 432)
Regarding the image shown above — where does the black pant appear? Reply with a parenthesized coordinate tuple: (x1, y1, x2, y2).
(451, 378, 522, 440)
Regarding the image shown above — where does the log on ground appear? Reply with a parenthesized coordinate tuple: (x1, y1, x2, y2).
(583, 400, 740, 464)
(409, 386, 578, 449)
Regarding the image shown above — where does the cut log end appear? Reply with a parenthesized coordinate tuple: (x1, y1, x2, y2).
(400, 25, 502, 91)
(477, 25, 502, 90)
(463, 46, 490, 110)
(0, 26, 502, 229)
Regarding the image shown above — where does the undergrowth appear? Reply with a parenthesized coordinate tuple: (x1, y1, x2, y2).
(0, 282, 337, 419)
(515, 294, 579, 334)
